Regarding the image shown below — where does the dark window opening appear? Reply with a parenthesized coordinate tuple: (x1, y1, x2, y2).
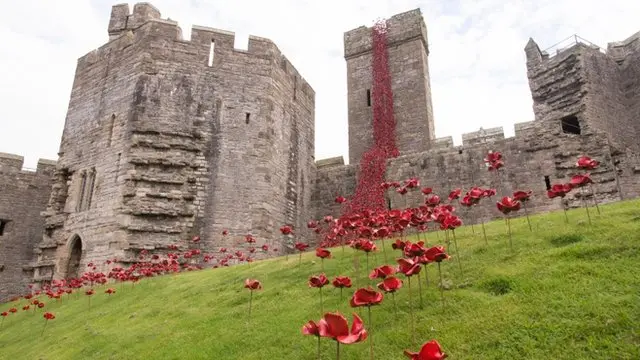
(561, 115, 581, 135)
(458, 149, 463, 154)
(245, 113, 251, 124)
(387, 198, 392, 210)
(0, 219, 7, 235)
(366, 89, 371, 107)
(293, 77, 297, 100)
(208, 39, 215, 67)
(76, 171, 87, 212)
(544, 176, 551, 191)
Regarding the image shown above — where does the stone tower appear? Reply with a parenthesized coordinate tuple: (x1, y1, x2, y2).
(344, 9, 435, 165)
(32, 3, 315, 282)
(525, 33, 640, 152)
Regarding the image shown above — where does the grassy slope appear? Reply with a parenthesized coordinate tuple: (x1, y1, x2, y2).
(1, 200, 639, 360)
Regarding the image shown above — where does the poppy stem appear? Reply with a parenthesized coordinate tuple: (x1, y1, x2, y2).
(424, 264, 430, 287)
(336, 341, 340, 360)
(507, 216, 513, 253)
(563, 205, 569, 224)
(392, 291, 398, 316)
(340, 287, 343, 302)
(321, 258, 324, 273)
(523, 202, 532, 231)
(581, 187, 592, 225)
(480, 218, 488, 245)
(417, 271, 424, 309)
(367, 306, 374, 360)
(41, 320, 48, 336)
(590, 183, 601, 215)
(366, 253, 370, 279)
(248, 290, 253, 324)
(437, 262, 445, 307)
(317, 336, 321, 360)
(408, 276, 416, 347)
(299, 253, 302, 267)
(381, 238, 388, 263)
(452, 230, 462, 275)
(319, 287, 324, 316)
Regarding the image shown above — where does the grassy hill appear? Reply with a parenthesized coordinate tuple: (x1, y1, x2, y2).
(1, 200, 639, 359)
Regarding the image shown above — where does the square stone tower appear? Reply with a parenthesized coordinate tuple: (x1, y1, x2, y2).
(33, 3, 315, 281)
(344, 9, 435, 165)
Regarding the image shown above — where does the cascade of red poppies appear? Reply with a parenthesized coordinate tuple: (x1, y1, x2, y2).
(347, 20, 399, 214)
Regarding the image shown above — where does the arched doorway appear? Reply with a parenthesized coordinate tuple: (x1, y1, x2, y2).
(67, 235, 83, 279)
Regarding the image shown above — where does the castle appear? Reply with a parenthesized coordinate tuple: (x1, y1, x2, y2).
(1, 3, 639, 301)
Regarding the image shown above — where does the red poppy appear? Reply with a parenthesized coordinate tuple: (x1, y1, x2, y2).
(404, 340, 448, 359)
(307, 220, 318, 229)
(315, 248, 331, 259)
(482, 188, 497, 198)
(332, 276, 352, 288)
(245, 234, 256, 243)
(576, 156, 599, 170)
(447, 189, 461, 201)
(421, 187, 433, 195)
(569, 173, 593, 188)
(222, 229, 228, 236)
(424, 246, 450, 263)
(8, 308, 17, 313)
(377, 276, 403, 293)
(295, 242, 310, 252)
(484, 151, 504, 171)
(392, 239, 408, 250)
(192, 235, 201, 243)
(425, 195, 441, 207)
(309, 274, 329, 288)
(244, 279, 262, 290)
(85, 289, 95, 296)
(404, 242, 426, 257)
(398, 258, 422, 276)
(105, 288, 116, 295)
(335, 196, 347, 204)
(1, 312, 8, 317)
(261, 244, 269, 251)
(369, 265, 397, 279)
(323, 216, 334, 223)
(548, 184, 572, 198)
(513, 190, 532, 202)
(397, 186, 408, 195)
(405, 177, 420, 189)
(318, 312, 368, 344)
(496, 196, 521, 214)
(302, 320, 320, 336)
(350, 287, 384, 307)
(22, 305, 30, 311)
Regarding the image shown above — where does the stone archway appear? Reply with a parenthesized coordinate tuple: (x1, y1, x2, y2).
(67, 235, 83, 279)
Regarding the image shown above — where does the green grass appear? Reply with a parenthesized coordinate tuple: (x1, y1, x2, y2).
(1, 200, 639, 359)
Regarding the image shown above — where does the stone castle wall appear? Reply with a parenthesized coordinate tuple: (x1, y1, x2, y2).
(0, 154, 55, 301)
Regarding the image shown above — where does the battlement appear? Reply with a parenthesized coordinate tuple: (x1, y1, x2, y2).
(461, 126, 505, 147)
(607, 31, 640, 63)
(87, 3, 314, 102)
(0, 153, 57, 175)
(343, 8, 428, 59)
(315, 156, 345, 168)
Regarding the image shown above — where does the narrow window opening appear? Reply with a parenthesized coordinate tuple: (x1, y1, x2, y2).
(458, 149, 463, 154)
(293, 77, 297, 100)
(85, 169, 96, 210)
(77, 171, 87, 212)
(115, 153, 121, 182)
(366, 89, 371, 107)
(0, 219, 7, 235)
(561, 115, 581, 135)
(245, 113, 251, 124)
(544, 176, 551, 191)
(107, 114, 116, 147)
(387, 198, 392, 210)
(207, 40, 215, 67)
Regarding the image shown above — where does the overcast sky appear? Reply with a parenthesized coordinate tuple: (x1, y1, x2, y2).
(1, 0, 638, 168)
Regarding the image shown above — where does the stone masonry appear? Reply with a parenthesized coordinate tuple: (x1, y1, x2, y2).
(1, 4, 640, 302)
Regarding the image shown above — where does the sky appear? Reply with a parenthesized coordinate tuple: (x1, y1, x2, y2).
(1, 0, 638, 169)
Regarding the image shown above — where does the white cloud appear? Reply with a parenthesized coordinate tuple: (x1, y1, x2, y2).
(0, 0, 638, 168)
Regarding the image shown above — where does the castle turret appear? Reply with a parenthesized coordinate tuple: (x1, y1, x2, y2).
(344, 9, 435, 165)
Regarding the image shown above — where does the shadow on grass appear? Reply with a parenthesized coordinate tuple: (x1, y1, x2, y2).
(479, 277, 513, 296)
(549, 234, 584, 247)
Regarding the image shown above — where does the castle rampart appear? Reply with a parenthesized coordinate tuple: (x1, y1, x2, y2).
(0, 154, 56, 301)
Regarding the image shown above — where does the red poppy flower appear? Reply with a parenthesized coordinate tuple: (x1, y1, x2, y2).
(392, 239, 408, 250)
(576, 156, 599, 170)
(377, 276, 403, 293)
(350, 287, 384, 307)
(222, 229, 228, 236)
(318, 312, 368, 344)
(309, 274, 329, 288)
(421, 187, 433, 195)
(22, 305, 30, 311)
(425, 195, 441, 207)
(1, 312, 8, 317)
(398, 258, 422, 276)
(335, 196, 347, 204)
(404, 340, 448, 359)
(447, 189, 461, 201)
(295, 242, 310, 252)
(105, 288, 116, 295)
(569, 173, 593, 188)
(85, 289, 95, 296)
(307, 220, 318, 229)
(244, 279, 262, 290)
(397, 186, 409, 195)
(482, 188, 497, 198)
(9, 308, 17, 313)
(245, 234, 256, 243)
(484, 151, 504, 171)
(513, 190, 532, 202)
(496, 196, 521, 214)
(359, 239, 377, 253)
(302, 320, 320, 336)
(323, 216, 334, 223)
(404, 242, 426, 257)
(369, 265, 397, 280)
(424, 246, 450, 263)
(43, 312, 55, 320)
(192, 235, 201, 243)
(261, 244, 269, 251)
(315, 248, 331, 259)
(332, 276, 352, 288)
(374, 226, 390, 238)
(548, 184, 572, 198)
